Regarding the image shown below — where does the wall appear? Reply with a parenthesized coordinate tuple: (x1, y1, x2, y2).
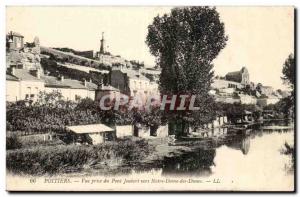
(156, 125, 169, 138)
(211, 79, 243, 90)
(19, 80, 45, 101)
(45, 87, 94, 101)
(116, 125, 133, 138)
(215, 96, 240, 104)
(110, 70, 128, 94)
(138, 126, 151, 138)
(99, 54, 127, 66)
(95, 90, 121, 102)
(240, 94, 257, 104)
(138, 125, 169, 138)
(6, 80, 20, 102)
(88, 133, 104, 144)
(257, 97, 280, 107)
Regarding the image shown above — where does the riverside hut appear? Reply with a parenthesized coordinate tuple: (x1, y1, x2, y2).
(67, 124, 115, 145)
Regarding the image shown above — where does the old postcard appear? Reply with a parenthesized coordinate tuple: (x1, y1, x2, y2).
(5, 6, 295, 191)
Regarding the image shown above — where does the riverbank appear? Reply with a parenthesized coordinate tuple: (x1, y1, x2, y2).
(6, 138, 156, 175)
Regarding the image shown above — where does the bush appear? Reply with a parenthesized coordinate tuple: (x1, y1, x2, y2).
(6, 135, 22, 150)
(6, 139, 154, 175)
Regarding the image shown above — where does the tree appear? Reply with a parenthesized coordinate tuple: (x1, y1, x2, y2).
(146, 7, 227, 136)
(280, 54, 295, 118)
(282, 54, 295, 89)
(256, 83, 263, 94)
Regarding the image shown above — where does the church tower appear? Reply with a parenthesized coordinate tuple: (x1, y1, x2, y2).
(100, 32, 105, 54)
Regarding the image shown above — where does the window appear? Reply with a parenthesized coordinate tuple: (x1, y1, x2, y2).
(75, 95, 81, 101)
(27, 87, 31, 94)
(133, 90, 137, 97)
(35, 87, 39, 95)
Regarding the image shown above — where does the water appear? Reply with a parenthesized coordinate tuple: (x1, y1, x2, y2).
(160, 129, 294, 177)
(118, 122, 295, 190)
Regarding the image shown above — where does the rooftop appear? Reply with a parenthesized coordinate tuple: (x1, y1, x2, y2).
(6, 73, 19, 81)
(67, 123, 114, 134)
(12, 69, 43, 81)
(7, 31, 24, 38)
(43, 76, 97, 90)
(98, 85, 120, 91)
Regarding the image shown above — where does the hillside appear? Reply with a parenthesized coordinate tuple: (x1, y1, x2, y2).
(40, 46, 110, 70)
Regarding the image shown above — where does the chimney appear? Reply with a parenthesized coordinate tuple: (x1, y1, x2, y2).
(10, 67, 16, 76)
(84, 79, 87, 87)
(60, 75, 64, 82)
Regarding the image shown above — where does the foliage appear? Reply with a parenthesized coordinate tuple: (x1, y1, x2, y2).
(282, 54, 295, 89)
(278, 54, 295, 118)
(144, 73, 155, 81)
(6, 135, 22, 150)
(263, 96, 294, 118)
(36, 90, 65, 107)
(146, 7, 227, 132)
(214, 102, 262, 123)
(41, 57, 106, 85)
(7, 92, 165, 134)
(6, 138, 154, 175)
(6, 96, 103, 134)
(129, 60, 145, 70)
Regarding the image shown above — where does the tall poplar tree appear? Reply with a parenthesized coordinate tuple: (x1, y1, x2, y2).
(146, 7, 227, 135)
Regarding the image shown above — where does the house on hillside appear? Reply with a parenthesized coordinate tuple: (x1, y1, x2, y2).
(43, 76, 97, 101)
(6, 67, 45, 102)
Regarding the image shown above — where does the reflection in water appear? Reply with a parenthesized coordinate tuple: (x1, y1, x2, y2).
(161, 148, 216, 176)
(134, 125, 294, 180)
(226, 135, 250, 155)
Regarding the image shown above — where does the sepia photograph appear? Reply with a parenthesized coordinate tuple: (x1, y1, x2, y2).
(5, 6, 295, 192)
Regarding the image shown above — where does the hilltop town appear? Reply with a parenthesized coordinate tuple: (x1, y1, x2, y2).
(6, 31, 289, 106)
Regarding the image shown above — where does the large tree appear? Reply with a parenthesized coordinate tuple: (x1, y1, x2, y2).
(282, 54, 295, 90)
(281, 53, 295, 118)
(146, 7, 227, 135)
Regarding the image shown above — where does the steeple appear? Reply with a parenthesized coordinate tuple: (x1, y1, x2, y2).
(100, 32, 105, 54)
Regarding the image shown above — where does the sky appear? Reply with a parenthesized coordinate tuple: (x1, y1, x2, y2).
(6, 6, 294, 90)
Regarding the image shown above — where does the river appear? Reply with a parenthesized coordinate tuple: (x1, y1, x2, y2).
(110, 121, 295, 190)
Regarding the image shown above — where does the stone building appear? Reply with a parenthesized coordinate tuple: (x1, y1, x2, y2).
(6, 31, 24, 51)
(225, 67, 250, 85)
(108, 66, 160, 100)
